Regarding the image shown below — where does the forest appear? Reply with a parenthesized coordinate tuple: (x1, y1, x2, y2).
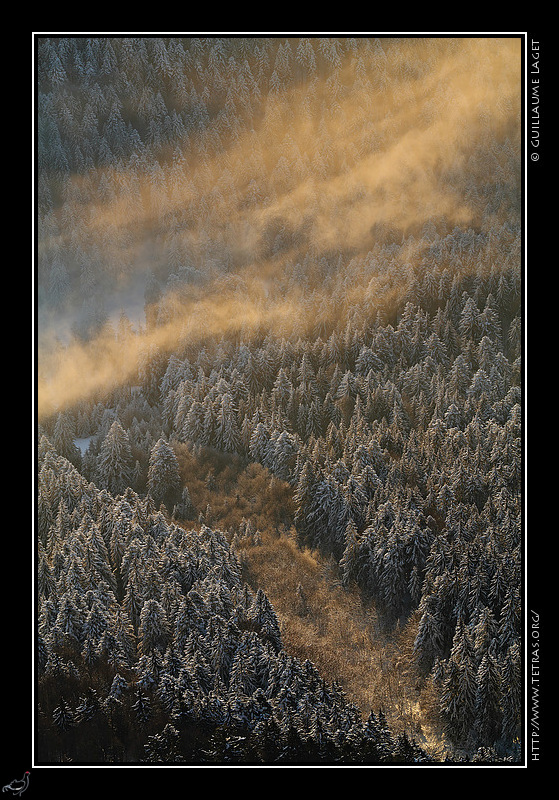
(35, 35, 523, 766)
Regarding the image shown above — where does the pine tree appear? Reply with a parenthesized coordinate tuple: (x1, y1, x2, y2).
(439, 622, 477, 745)
(498, 586, 521, 652)
(96, 420, 134, 495)
(147, 438, 181, 511)
(132, 687, 151, 725)
(339, 519, 360, 588)
(173, 486, 194, 520)
(249, 588, 282, 652)
(474, 644, 502, 747)
(377, 533, 407, 619)
(181, 400, 205, 444)
(249, 421, 270, 463)
(414, 601, 445, 674)
(214, 393, 241, 453)
(500, 640, 521, 746)
(272, 430, 299, 482)
(229, 641, 257, 697)
(295, 37, 317, 79)
(138, 599, 170, 657)
(53, 593, 83, 652)
(52, 412, 81, 467)
(143, 722, 184, 763)
(292, 459, 316, 548)
(82, 601, 108, 651)
(52, 697, 74, 732)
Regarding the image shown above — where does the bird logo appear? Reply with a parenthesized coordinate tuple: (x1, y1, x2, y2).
(2, 773, 30, 797)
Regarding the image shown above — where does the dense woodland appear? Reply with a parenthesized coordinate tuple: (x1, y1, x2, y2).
(36, 36, 523, 765)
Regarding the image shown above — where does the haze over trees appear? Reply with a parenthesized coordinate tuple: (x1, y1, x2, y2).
(36, 35, 523, 765)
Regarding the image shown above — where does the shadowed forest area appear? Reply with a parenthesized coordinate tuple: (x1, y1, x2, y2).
(35, 35, 523, 766)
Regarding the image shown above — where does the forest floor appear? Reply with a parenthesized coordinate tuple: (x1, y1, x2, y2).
(238, 527, 447, 760)
(175, 447, 448, 759)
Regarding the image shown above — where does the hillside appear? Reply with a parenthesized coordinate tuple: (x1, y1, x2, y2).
(35, 35, 523, 766)
(37, 445, 435, 764)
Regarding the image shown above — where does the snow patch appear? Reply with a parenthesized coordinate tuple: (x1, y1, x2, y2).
(75, 437, 93, 455)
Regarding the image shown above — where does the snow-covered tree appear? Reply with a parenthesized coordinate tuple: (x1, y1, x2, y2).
(138, 598, 170, 657)
(147, 438, 181, 511)
(52, 412, 81, 467)
(214, 393, 241, 453)
(96, 420, 134, 495)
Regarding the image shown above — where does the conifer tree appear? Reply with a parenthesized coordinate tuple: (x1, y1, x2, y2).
(52, 412, 81, 467)
(214, 393, 241, 453)
(36, 34, 523, 765)
(249, 588, 282, 652)
(440, 622, 478, 744)
(147, 438, 181, 511)
(138, 599, 170, 657)
(339, 519, 360, 588)
(500, 640, 521, 745)
(52, 697, 74, 732)
(96, 420, 134, 495)
(474, 644, 502, 747)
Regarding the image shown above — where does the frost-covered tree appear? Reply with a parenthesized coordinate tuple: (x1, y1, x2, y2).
(147, 437, 181, 511)
(500, 640, 521, 744)
(249, 422, 270, 463)
(414, 597, 445, 674)
(474, 643, 502, 746)
(271, 430, 299, 482)
(36, 34, 522, 765)
(214, 393, 241, 453)
(339, 519, 360, 588)
(250, 588, 282, 652)
(439, 622, 478, 744)
(96, 420, 134, 495)
(52, 697, 74, 732)
(52, 412, 81, 467)
(138, 598, 170, 657)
